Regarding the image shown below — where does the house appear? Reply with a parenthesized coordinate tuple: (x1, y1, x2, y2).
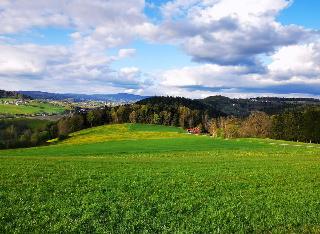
(187, 127, 201, 134)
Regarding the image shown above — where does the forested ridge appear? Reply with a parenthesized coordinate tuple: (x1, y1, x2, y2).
(1, 96, 320, 149)
(200, 95, 320, 116)
(0, 90, 30, 99)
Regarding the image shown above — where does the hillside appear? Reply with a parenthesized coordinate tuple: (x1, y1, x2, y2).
(18, 91, 148, 103)
(137, 95, 320, 118)
(200, 95, 320, 116)
(0, 99, 66, 117)
(1, 124, 320, 232)
(137, 96, 226, 117)
(0, 90, 30, 99)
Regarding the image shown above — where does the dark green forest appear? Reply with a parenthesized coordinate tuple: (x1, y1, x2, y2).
(0, 90, 30, 99)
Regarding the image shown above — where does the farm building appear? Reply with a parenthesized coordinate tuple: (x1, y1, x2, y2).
(187, 127, 201, 134)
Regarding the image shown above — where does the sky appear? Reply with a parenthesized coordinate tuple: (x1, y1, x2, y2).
(0, 0, 320, 98)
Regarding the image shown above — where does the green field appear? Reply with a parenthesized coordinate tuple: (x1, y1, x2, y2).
(0, 99, 66, 115)
(1, 124, 320, 232)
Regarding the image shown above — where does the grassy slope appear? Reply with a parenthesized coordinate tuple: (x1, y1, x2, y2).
(0, 124, 320, 233)
(0, 99, 65, 115)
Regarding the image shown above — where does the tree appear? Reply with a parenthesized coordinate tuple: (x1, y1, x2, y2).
(152, 113, 160, 125)
(116, 106, 129, 123)
(30, 132, 39, 146)
(19, 129, 32, 147)
(129, 111, 137, 123)
(179, 106, 191, 128)
(161, 111, 171, 126)
(209, 119, 219, 137)
(240, 112, 272, 138)
(223, 117, 241, 139)
(57, 118, 71, 137)
(87, 110, 102, 127)
(69, 114, 84, 132)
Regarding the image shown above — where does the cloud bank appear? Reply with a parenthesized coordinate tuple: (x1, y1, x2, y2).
(0, 0, 319, 97)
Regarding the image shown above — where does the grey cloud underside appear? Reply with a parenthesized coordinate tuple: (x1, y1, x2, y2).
(184, 84, 320, 95)
(183, 24, 311, 66)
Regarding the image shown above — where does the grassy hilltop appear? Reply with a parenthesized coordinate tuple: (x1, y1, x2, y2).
(1, 124, 320, 232)
(0, 98, 66, 116)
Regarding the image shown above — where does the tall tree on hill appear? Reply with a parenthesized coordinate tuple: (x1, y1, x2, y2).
(160, 111, 171, 126)
(129, 110, 137, 123)
(69, 114, 85, 132)
(179, 106, 191, 128)
(223, 117, 241, 139)
(87, 109, 103, 127)
(57, 118, 71, 137)
(240, 112, 272, 138)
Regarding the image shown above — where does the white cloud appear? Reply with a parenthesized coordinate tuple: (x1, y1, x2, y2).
(161, 64, 250, 87)
(0, 44, 68, 76)
(155, 0, 313, 66)
(0, 43, 145, 92)
(189, 0, 291, 24)
(0, 0, 150, 93)
(268, 42, 320, 79)
(0, 45, 44, 75)
(153, 41, 320, 97)
(0, 0, 320, 97)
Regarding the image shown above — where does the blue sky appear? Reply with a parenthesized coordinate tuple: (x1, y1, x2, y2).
(0, 0, 320, 97)
(278, 0, 320, 29)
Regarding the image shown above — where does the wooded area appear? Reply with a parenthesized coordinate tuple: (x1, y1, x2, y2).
(1, 96, 320, 149)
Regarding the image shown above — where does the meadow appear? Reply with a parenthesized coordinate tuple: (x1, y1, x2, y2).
(0, 124, 320, 233)
(0, 99, 66, 115)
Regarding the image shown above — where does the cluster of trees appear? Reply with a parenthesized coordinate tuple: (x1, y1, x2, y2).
(208, 107, 320, 143)
(0, 90, 29, 99)
(209, 112, 272, 139)
(272, 108, 320, 143)
(0, 120, 57, 149)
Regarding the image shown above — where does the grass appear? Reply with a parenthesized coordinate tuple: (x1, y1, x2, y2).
(0, 99, 66, 115)
(57, 124, 188, 145)
(1, 124, 320, 233)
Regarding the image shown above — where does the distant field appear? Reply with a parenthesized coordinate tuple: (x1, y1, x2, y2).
(0, 124, 320, 232)
(0, 99, 66, 115)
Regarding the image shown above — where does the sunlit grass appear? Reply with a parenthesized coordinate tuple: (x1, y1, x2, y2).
(60, 124, 189, 145)
(0, 99, 65, 115)
(1, 124, 320, 232)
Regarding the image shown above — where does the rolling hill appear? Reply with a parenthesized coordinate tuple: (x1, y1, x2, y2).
(1, 124, 320, 232)
(18, 91, 148, 103)
(0, 99, 66, 116)
(200, 95, 320, 116)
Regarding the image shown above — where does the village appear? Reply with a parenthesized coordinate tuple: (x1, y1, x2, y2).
(0, 99, 31, 106)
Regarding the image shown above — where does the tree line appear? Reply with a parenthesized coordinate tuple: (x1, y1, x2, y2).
(1, 98, 320, 149)
(209, 107, 320, 143)
(0, 119, 57, 149)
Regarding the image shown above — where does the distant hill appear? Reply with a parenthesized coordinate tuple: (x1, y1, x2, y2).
(199, 95, 320, 117)
(137, 95, 320, 117)
(10, 90, 320, 116)
(0, 90, 31, 99)
(137, 96, 226, 117)
(18, 91, 148, 103)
